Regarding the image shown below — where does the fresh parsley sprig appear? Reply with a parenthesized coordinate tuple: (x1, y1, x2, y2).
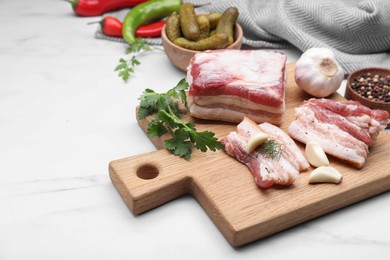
(138, 79, 223, 160)
(115, 38, 164, 81)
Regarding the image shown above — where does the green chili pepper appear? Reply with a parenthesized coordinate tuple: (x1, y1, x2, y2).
(122, 0, 181, 45)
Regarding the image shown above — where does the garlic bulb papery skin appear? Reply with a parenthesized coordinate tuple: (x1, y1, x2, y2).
(295, 48, 344, 97)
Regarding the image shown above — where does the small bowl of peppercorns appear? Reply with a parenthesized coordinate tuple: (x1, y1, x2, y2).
(345, 67, 390, 128)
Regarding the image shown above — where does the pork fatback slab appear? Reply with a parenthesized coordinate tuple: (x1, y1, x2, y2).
(187, 50, 287, 125)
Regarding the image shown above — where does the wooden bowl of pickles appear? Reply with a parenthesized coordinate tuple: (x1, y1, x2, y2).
(162, 5, 243, 71)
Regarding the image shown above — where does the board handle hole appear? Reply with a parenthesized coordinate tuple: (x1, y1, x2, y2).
(136, 164, 159, 180)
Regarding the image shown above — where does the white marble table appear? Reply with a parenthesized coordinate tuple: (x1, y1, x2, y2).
(1, 0, 389, 259)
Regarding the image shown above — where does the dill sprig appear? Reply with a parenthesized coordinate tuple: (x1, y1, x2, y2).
(257, 139, 283, 160)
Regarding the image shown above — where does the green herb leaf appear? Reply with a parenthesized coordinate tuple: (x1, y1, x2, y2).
(114, 58, 127, 71)
(165, 129, 193, 160)
(116, 38, 163, 81)
(131, 56, 141, 66)
(189, 130, 224, 152)
(157, 110, 176, 129)
(167, 78, 189, 107)
(119, 68, 131, 81)
(147, 119, 168, 138)
(126, 38, 151, 53)
(115, 57, 138, 81)
(139, 89, 159, 108)
(257, 139, 283, 160)
(138, 106, 154, 119)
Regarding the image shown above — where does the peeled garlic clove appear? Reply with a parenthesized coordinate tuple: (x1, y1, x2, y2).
(305, 141, 329, 167)
(246, 132, 269, 153)
(308, 166, 343, 184)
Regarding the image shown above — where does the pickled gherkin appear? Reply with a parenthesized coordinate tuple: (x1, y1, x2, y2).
(174, 33, 229, 51)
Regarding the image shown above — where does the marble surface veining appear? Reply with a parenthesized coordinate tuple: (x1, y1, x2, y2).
(0, 0, 389, 259)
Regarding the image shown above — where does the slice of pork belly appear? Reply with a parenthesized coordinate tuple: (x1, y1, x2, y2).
(187, 50, 287, 124)
(288, 99, 389, 168)
(288, 106, 368, 168)
(259, 122, 310, 171)
(305, 99, 390, 146)
(222, 117, 309, 188)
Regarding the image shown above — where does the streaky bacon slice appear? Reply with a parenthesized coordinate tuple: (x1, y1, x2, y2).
(288, 106, 368, 168)
(288, 98, 389, 168)
(222, 117, 309, 188)
(259, 122, 310, 171)
(303, 101, 373, 146)
(305, 99, 389, 145)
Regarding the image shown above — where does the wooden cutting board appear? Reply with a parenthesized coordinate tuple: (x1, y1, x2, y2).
(109, 64, 390, 247)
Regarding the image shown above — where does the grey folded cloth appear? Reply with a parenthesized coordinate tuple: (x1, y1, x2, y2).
(96, 0, 390, 74)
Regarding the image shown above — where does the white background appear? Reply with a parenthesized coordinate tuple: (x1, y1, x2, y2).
(1, 0, 389, 259)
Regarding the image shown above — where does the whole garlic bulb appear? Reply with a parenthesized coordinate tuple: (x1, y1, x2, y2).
(295, 48, 344, 97)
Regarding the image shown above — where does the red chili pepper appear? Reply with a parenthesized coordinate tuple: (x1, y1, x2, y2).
(101, 16, 123, 37)
(135, 20, 166, 37)
(67, 0, 150, 17)
(99, 16, 166, 38)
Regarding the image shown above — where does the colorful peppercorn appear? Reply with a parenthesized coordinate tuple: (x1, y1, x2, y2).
(351, 73, 390, 102)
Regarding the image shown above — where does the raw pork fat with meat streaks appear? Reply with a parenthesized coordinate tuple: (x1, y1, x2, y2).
(222, 117, 309, 189)
(288, 98, 389, 168)
(187, 49, 287, 125)
(306, 99, 389, 143)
